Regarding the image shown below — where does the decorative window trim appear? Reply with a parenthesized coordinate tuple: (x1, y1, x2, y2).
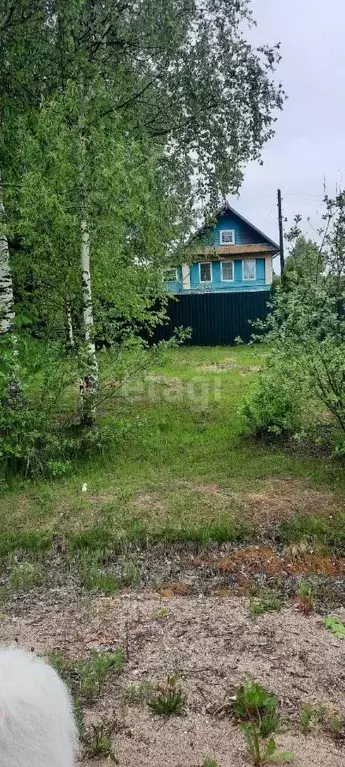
(199, 261, 213, 282)
(165, 268, 178, 282)
(242, 259, 256, 281)
(220, 261, 234, 282)
(220, 229, 235, 246)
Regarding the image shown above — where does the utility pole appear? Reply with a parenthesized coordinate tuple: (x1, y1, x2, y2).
(277, 189, 284, 275)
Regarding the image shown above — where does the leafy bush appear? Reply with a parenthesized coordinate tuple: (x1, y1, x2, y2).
(242, 352, 311, 439)
(243, 197, 345, 450)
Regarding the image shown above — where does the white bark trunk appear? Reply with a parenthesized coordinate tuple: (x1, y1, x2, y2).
(80, 218, 99, 418)
(0, 175, 21, 405)
(0, 179, 15, 336)
(65, 295, 75, 350)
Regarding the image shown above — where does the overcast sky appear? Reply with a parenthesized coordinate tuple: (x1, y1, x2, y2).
(228, 0, 345, 262)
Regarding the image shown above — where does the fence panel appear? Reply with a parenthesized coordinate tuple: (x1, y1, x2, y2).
(152, 291, 270, 346)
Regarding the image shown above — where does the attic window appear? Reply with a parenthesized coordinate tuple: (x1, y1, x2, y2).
(220, 229, 235, 245)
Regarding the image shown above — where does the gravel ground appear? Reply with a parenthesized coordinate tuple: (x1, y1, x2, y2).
(1, 591, 345, 766)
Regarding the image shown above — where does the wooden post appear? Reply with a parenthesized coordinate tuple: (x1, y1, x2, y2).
(277, 189, 284, 275)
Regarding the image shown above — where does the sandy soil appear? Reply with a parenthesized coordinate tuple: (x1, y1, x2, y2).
(0, 592, 344, 766)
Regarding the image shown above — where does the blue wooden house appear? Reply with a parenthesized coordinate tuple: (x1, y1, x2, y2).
(166, 204, 279, 294)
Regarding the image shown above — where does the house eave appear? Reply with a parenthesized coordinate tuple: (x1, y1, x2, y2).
(194, 244, 278, 259)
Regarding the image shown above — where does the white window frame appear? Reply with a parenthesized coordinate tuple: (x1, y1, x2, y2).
(165, 267, 178, 282)
(242, 259, 256, 281)
(220, 229, 235, 246)
(199, 261, 213, 282)
(220, 260, 234, 282)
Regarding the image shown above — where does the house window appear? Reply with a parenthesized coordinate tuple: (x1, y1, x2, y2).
(220, 229, 235, 245)
(243, 259, 256, 281)
(200, 262, 212, 282)
(165, 267, 178, 282)
(221, 261, 234, 281)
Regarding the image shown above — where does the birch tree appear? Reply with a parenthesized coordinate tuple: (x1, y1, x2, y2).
(2, 0, 284, 425)
(0, 177, 14, 336)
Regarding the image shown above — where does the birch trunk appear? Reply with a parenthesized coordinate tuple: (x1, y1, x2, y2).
(79, 217, 99, 420)
(0, 179, 15, 336)
(65, 295, 75, 350)
(0, 175, 21, 405)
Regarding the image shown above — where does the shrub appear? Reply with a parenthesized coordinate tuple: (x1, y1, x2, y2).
(242, 353, 309, 439)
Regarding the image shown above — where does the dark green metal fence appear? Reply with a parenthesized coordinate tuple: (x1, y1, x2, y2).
(152, 290, 271, 346)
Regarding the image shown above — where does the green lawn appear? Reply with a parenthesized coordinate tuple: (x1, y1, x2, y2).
(1, 344, 345, 549)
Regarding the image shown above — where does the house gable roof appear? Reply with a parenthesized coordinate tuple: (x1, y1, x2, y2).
(194, 203, 279, 252)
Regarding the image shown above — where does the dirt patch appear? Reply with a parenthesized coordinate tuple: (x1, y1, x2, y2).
(185, 477, 341, 529)
(1, 594, 345, 766)
(146, 375, 182, 386)
(190, 546, 345, 578)
(199, 359, 262, 374)
(133, 492, 166, 513)
(242, 478, 340, 527)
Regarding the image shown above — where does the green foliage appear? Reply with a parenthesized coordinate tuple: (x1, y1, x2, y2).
(323, 615, 345, 639)
(243, 194, 345, 450)
(148, 675, 187, 717)
(0, 338, 98, 479)
(202, 760, 219, 767)
(49, 649, 124, 704)
(249, 591, 283, 616)
(242, 351, 310, 438)
(234, 682, 292, 766)
(1, 0, 284, 474)
(284, 237, 324, 284)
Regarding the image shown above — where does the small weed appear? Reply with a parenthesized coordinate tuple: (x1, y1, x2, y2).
(153, 607, 169, 620)
(300, 703, 344, 739)
(73, 697, 85, 737)
(10, 562, 44, 590)
(79, 554, 119, 595)
(249, 591, 283, 617)
(296, 581, 314, 615)
(126, 680, 155, 704)
(234, 681, 293, 766)
(329, 714, 344, 737)
(300, 704, 325, 733)
(120, 561, 139, 586)
(49, 649, 124, 703)
(324, 615, 345, 639)
(202, 760, 218, 767)
(82, 722, 117, 761)
(300, 705, 313, 733)
(148, 674, 187, 717)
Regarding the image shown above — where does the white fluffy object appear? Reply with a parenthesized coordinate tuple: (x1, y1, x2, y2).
(0, 646, 78, 767)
